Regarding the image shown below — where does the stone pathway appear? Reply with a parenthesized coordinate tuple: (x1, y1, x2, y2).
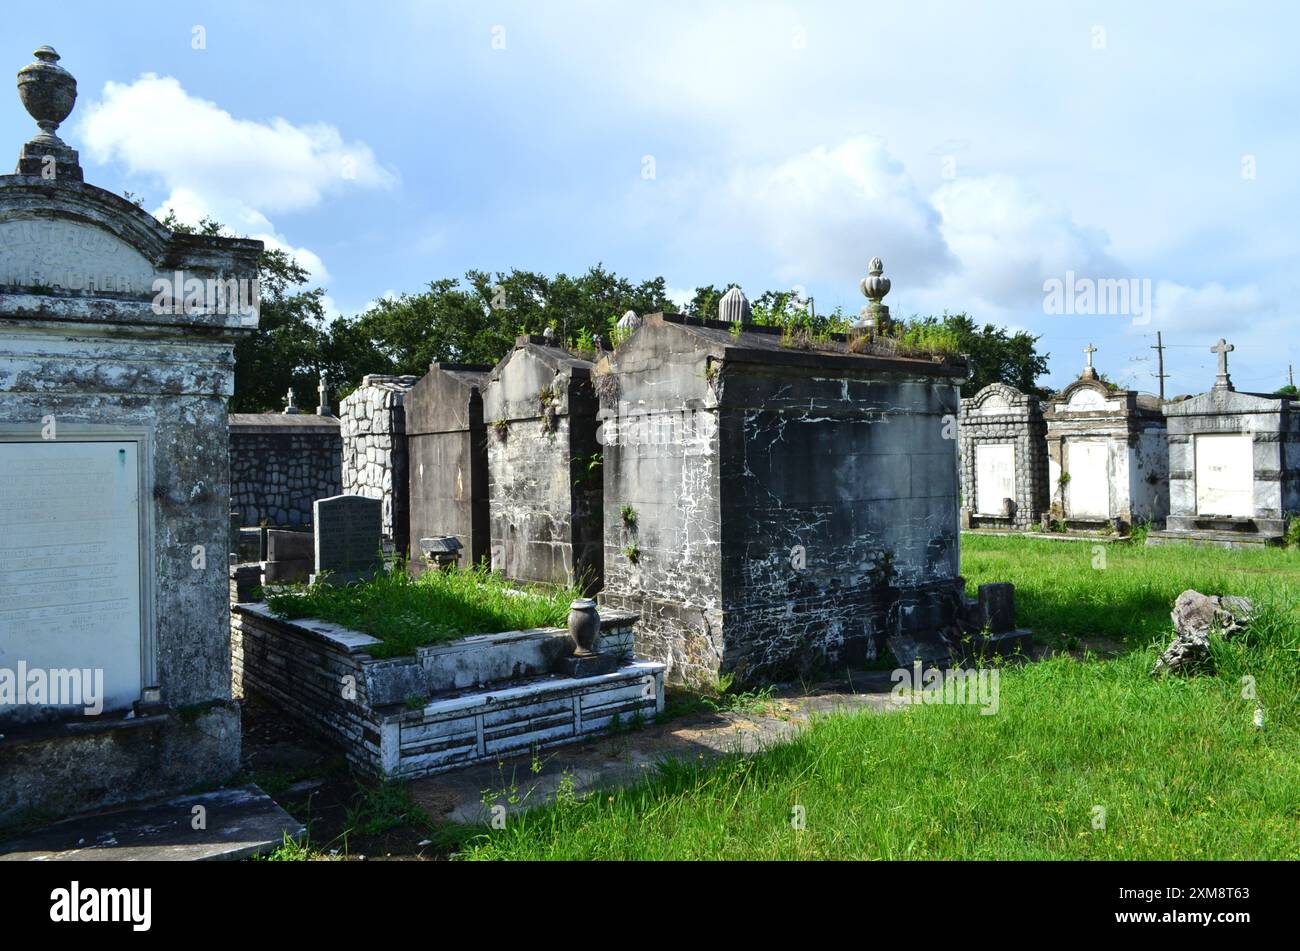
(409, 670, 906, 825)
(0, 785, 303, 861)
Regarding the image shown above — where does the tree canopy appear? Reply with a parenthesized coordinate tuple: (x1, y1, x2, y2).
(155, 208, 1050, 409)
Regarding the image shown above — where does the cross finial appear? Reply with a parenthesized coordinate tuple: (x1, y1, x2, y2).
(316, 373, 333, 417)
(1080, 342, 1099, 380)
(1211, 338, 1235, 390)
(283, 387, 300, 415)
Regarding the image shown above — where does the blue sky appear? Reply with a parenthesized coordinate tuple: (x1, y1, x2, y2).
(6, 1, 1298, 393)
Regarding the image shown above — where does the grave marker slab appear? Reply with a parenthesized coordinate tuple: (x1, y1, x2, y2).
(313, 494, 383, 584)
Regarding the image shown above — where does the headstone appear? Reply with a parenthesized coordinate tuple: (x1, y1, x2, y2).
(262, 528, 314, 583)
(312, 495, 383, 584)
(978, 583, 1016, 633)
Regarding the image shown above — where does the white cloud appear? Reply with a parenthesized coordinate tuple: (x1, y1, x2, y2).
(931, 174, 1118, 311)
(726, 136, 955, 285)
(76, 74, 396, 295)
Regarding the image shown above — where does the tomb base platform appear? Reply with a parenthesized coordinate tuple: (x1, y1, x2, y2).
(1146, 528, 1285, 550)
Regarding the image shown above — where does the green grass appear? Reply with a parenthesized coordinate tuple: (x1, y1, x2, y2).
(459, 537, 1300, 860)
(265, 566, 580, 658)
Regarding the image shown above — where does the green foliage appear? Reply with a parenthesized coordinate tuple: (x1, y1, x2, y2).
(1274, 384, 1299, 398)
(622, 544, 640, 564)
(899, 313, 1049, 397)
(620, 504, 638, 528)
(265, 566, 580, 658)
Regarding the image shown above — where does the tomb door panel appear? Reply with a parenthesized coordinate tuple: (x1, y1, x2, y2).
(1066, 440, 1110, 519)
(975, 443, 1016, 515)
(1194, 433, 1253, 517)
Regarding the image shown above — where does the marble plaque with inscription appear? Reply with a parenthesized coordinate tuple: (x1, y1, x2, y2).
(0, 440, 143, 719)
(975, 443, 1016, 515)
(313, 495, 383, 585)
(0, 217, 157, 296)
(1194, 433, 1254, 517)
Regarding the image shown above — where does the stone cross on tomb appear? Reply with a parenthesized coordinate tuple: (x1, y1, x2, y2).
(283, 387, 300, 415)
(316, 374, 332, 417)
(1081, 342, 1098, 379)
(1211, 338, 1234, 390)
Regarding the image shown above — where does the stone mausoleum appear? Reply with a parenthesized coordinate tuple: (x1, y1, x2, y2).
(340, 374, 418, 558)
(1043, 345, 1168, 532)
(0, 48, 253, 821)
(406, 362, 493, 572)
(1149, 339, 1299, 548)
(596, 278, 971, 687)
(483, 336, 603, 593)
(959, 382, 1049, 531)
(229, 390, 341, 529)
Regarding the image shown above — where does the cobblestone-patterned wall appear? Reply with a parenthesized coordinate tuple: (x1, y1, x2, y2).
(229, 415, 341, 527)
(341, 375, 418, 556)
(483, 338, 603, 593)
(599, 315, 969, 688)
(959, 383, 1049, 530)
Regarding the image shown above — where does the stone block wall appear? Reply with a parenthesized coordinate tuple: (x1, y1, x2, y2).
(229, 414, 341, 527)
(340, 375, 418, 557)
(599, 314, 970, 687)
(959, 383, 1049, 530)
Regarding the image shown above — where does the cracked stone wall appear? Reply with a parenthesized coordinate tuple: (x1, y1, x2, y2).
(599, 315, 968, 687)
(229, 415, 342, 527)
(340, 375, 417, 557)
(482, 339, 603, 593)
(959, 383, 1049, 530)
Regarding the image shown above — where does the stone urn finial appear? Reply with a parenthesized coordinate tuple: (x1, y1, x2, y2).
(15, 46, 82, 181)
(17, 46, 77, 145)
(857, 257, 892, 332)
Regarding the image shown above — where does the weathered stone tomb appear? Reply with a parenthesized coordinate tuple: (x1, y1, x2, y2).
(959, 382, 1049, 530)
(596, 307, 970, 687)
(340, 374, 417, 558)
(229, 402, 341, 529)
(0, 49, 254, 821)
(406, 362, 492, 573)
(1043, 346, 1168, 531)
(1148, 339, 1299, 548)
(483, 336, 603, 592)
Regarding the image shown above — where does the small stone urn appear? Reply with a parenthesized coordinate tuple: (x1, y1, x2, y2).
(17, 46, 77, 146)
(567, 598, 601, 655)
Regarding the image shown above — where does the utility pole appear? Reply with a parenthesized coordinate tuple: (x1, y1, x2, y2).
(1290, 364, 1295, 389)
(1151, 331, 1168, 400)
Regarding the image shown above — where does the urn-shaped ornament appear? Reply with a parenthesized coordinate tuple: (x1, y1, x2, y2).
(17, 46, 77, 144)
(567, 598, 601, 655)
